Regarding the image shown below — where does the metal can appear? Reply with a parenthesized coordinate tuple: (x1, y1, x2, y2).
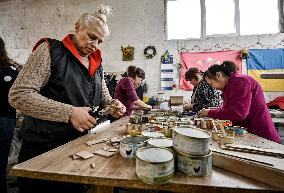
(136, 147, 175, 184)
(194, 118, 202, 127)
(224, 127, 235, 137)
(211, 131, 221, 141)
(233, 126, 247, 136)
(142, 116, 149, 123)
(219, 135, 234, 146)
(173, 127, 211, 156)
(133, 124, 140, 132)
(162, 127, 172, 138)
(120, 136, 148, 158)
(126, 123, 133, 134)
(200, 119, 207, 129)
(129, 115, 142, 124)
(174, 148, 212, 177)
(206, 119, 214, 130)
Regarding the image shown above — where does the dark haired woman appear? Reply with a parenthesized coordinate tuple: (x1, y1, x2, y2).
(184, 67, 222, 112)
(199, 61, 280, 143)
(114, 65, 151, 116)
(0, 37, 20, 193)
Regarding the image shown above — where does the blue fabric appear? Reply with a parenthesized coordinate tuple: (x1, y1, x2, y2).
(161, 78, 174, 81)
(247, 48, 284, 70)
(161, 87, 173, 90)
(0, 117, 15, 193)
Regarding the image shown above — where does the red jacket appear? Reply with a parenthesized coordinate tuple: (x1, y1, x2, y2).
(267, 96, 284, 110)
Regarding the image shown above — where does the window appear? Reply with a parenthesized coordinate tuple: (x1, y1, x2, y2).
(167, 0, 201, 39)
(206, 0, 236, 36)
(166, 0, 280, 40)
(239, 0, 279, 35)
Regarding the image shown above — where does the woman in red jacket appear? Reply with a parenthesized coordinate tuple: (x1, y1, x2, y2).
(199, 61, 280, 143)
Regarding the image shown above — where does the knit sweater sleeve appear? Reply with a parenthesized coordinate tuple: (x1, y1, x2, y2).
(208, 78, 251, 121)
(9, 42, 73, 123)
(101, 77, 113, 107)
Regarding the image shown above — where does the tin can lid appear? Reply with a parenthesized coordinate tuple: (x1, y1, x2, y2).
(136, 147, 173, 162)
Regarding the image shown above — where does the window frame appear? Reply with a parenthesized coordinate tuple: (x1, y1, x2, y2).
(165, 0, 281, 40)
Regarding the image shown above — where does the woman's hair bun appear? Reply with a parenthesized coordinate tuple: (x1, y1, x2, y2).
(95, 5, 111, 23)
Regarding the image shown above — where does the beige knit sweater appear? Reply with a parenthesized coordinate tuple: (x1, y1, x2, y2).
(9, 42, 112, 123)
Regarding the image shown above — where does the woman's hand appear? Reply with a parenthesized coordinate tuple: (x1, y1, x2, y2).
(69, 107, 97, 132)
(145, 104, 152, 109)
(183, 103, 193, 110)
(198, 108, 210, 117)
(110, 99, 126, 118)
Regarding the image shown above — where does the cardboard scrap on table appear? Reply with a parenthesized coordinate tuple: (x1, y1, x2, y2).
(75, 151, 94, 159)
(102, 145, 118, 152)
(90, 162, 96, 169)
(108, 148, 118, 152)
(94, 149, 117, 158)
(110, 135, 121, 146)
(86, 137, 109, 146)
(71, 154, 80, 160)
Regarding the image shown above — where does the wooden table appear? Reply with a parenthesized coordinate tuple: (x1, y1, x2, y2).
(10, 117, 281, 193)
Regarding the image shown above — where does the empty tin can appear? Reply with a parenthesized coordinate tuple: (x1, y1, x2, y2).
(233, 126, 247, 136)
(162, 127, 172, 138)
(136, 147, 174, 184)
(194, 118, 202, 127)
(126, 123, 133, 133)
(120, 136, 148, 158)
(200, 119, 207, 129)
(174, 148, 212, 177)
(212, 131, 221, 141)
(173, 127, 211, 155)
(129, 115, 142, 124)
(225, 126, 247, 136)
(219, 135, 234, 146)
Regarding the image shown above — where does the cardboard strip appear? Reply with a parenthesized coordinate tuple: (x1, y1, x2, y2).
(213, 151, 284, 190)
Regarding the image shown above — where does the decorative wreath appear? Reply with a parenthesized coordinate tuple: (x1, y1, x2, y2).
(144, 45, 157, 59)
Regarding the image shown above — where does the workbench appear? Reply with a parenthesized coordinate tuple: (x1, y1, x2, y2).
(10, 117, 282, 193)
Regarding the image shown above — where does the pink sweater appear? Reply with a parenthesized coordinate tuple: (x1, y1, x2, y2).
(208, 73, 280, 143)
(114, 77, 139, 116)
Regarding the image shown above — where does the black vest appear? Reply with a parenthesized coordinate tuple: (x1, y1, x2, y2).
(21, 38, 103, 145)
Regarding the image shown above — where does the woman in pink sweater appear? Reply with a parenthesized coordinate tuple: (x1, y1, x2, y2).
(114, 65, 151, 116)
(199, 61, 280, 143)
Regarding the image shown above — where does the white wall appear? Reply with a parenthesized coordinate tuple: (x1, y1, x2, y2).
(0, 0, 283, 102)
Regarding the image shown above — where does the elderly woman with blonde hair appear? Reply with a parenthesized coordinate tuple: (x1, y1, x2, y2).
(9, 5, 125, 193)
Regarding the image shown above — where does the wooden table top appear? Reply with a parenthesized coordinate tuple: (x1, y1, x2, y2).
(10, 117, 280, 193)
